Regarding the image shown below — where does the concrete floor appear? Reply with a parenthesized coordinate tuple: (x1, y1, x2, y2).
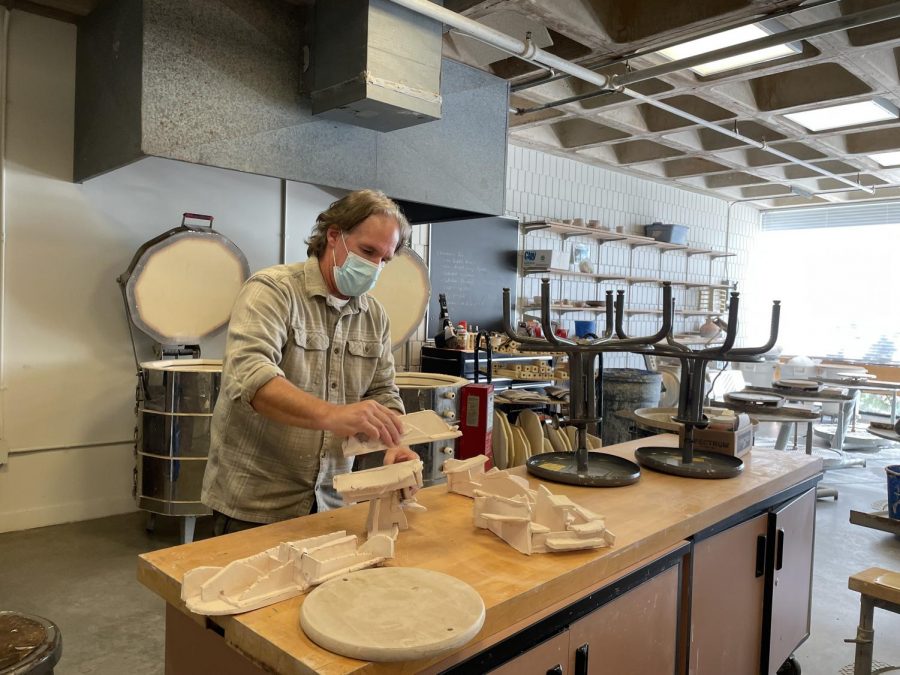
(1, 439, 899, 675)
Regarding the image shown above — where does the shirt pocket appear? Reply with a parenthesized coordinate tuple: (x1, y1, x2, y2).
(344, 338, 383, 402)
(285, 327, 329, 394)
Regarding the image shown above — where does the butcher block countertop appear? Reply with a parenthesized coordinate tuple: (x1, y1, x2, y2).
(138, 435, 822, 675)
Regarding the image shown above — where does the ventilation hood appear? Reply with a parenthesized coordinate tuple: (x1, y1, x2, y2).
(74, 0, 508, 220)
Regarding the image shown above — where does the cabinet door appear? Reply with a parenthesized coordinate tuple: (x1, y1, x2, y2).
(766, 488, 815, 675)
(567, 565, 680, 675)
(488, 630, 570, 675)
(690, 513, 768, 675)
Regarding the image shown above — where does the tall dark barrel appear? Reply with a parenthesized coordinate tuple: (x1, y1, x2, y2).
(601, 369, 662, 446)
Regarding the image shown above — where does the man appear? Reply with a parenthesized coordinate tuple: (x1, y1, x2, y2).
(202, 189, 419, 535)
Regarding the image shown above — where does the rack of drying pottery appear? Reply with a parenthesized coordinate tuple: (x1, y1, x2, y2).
(502, 278, 782, 484)
(502, 279, 674, 486)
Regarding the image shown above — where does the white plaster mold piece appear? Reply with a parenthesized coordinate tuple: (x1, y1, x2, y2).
(342, 410, 462, 457)
(181, 530, 393, 615)
(333, 459, 426, 539)
(444, 454, 616, 556)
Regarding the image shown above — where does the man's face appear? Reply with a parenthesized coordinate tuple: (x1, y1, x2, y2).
(327, 213, 400, 269)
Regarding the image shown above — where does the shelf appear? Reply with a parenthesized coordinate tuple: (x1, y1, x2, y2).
(523, 304, 607, 313)
(522, 267, 626, 282)
(521, 220, 630, 243)
(521, 219, 734, 258)
(521, 267, 732, 291)
(485, 353, 554, 363)
(524, 305, 722, 316)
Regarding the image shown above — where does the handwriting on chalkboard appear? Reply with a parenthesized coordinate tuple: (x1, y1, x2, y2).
(427, 217, 518, 336)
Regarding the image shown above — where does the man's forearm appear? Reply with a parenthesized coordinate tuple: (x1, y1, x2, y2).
(250, 376, 332, 429)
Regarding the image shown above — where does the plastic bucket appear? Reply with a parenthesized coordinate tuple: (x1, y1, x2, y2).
(601, 369, 662, 446)
(574, 320, 598, 337)
(887, 465, 900, 520)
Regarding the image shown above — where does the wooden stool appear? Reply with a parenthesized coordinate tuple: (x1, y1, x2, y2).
(846, 567, 900, 675)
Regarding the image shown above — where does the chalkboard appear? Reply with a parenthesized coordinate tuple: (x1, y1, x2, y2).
(427, 216, 519, 337)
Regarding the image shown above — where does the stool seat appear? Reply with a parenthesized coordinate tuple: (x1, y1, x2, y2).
(0, 611, 62, 675)
(846, 567, 900, 675)
(849, 567, 900, 606)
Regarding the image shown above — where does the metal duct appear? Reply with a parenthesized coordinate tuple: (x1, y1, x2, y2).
(74, 0, 508, 219)
(312, 0, 443, 132)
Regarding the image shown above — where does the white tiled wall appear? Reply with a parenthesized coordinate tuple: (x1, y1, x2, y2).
(504, 144, 762, 368)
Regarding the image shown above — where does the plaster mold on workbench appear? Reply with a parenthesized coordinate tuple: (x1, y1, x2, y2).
(181, 531, 393, 616)
(443, 455, 616, 555)
(341, 410, 462, 457)
(333, 460, 426, 540)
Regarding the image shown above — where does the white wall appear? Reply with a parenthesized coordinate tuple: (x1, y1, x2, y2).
(505, 144, 763, 368)
(0, 11, 340, 532)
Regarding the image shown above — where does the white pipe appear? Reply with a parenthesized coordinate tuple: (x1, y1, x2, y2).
(388, 0, 874, 195)
(0, 8, 9, 465)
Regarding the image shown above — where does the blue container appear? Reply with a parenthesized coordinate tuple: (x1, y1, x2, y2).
(887, 465, 900, 520)
(574, 320, 597, 337)
(645, 222, 689, 245)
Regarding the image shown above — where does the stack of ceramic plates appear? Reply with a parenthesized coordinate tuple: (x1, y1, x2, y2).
(774, 379, 820, 391)
(491, 410, 602, 469)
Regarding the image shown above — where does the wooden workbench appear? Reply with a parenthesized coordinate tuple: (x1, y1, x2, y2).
(138, 435, 822, 675)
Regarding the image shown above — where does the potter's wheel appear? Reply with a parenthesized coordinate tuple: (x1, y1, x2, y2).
(813, 424, 895, 451)
(300, 567, 485, 662)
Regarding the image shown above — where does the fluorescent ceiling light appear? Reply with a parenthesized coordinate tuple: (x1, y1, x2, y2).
(658, 22, 800, 76)
(868, 150, 900, 167)
(783, 100, 899, 132)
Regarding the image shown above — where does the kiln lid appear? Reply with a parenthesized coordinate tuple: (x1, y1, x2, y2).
(119, 214, 250, 346)
(368, 247, 430, 350)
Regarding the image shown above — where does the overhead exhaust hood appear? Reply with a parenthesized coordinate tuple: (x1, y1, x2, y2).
(74, 0, 508, 220)
(312, 0, 443, 132)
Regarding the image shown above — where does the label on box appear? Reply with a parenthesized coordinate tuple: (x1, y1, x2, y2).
(680, 424, 753, 457)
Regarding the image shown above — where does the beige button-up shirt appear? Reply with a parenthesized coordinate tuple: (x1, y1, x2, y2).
(201, 256, 403, 523)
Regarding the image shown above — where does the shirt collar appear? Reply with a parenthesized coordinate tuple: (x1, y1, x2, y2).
(305, 256, 369, 312)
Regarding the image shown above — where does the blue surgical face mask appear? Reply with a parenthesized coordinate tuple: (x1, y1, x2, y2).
(332, 232, 383, 296)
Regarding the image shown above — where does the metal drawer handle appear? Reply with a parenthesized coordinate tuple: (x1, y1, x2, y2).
(575, 643, 589, 675)
(755, 534, 766, 578)
(776, 528, 785, 571)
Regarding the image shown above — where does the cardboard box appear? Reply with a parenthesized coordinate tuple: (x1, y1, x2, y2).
(457, 383, 494, 466)
(680, 422, 754, 457)
(521, 249, 569, 271)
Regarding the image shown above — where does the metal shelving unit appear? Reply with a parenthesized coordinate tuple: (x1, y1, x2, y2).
(518, 219, 735, 323)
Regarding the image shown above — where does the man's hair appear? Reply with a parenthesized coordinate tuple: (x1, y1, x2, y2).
(306, 189, 411, 257)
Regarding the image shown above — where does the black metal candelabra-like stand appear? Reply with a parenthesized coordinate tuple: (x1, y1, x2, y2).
(633, 292, 782, 479)
(501, 279, 674, 487)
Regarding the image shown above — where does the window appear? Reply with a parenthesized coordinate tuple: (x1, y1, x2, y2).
(749, 215, 899, 364)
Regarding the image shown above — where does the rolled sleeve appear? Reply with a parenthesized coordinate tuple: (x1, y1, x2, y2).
(224, 276, 291, 404)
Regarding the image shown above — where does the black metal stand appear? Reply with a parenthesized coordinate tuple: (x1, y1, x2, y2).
(634, 292, 782, 479)
(501, 280, 674, 487)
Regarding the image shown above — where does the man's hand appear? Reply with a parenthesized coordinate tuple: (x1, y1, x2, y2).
(383, 446, 419, 465)
(325, 400, 404, 447)
(384, 446, 421, 498)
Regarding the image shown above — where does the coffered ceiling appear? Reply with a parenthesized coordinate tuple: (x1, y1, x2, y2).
(444, 0, 900, 208)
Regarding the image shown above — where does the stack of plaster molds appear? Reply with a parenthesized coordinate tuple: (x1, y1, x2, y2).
(181, 531, 394, 615)
(443, 455, 616, 555)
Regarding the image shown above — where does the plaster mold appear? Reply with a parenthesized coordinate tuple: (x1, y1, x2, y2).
(342, 410, 461, 457)
(181, 531, 393, 615)
(443, 455, 616, 555)
(333, 459, 426, 539)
